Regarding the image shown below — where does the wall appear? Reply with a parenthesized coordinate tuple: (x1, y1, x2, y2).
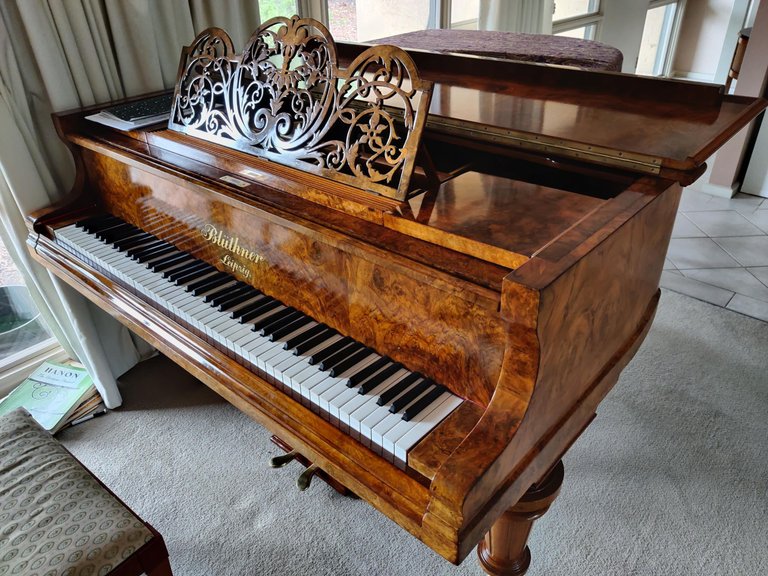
(695, 0, 768, 198)
(598, 0, 651, 73)
(672, 0, 737, 81)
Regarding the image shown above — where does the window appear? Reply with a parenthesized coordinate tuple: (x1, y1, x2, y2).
(636, 0, 682, 76)
(326, 0, 431, 42)
(555, 24, 597, 40)
(327, 0, 358, 40)
(552, 0, 601, 38)
(260, 0, 299, 22)
(451, 0, 479, 30)
(0, 238, 60, 394)
(553, 0, 600, 23)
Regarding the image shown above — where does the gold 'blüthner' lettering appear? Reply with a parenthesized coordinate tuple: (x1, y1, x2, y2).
(200, 224, 264, 265)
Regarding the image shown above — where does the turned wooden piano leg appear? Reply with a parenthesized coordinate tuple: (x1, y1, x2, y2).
(477, 460, 565, 576)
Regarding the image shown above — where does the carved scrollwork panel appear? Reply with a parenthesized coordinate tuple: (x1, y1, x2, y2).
(168, 15, 433, 201)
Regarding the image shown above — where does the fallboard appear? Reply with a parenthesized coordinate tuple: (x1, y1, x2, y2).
(78, 146, 505, 406)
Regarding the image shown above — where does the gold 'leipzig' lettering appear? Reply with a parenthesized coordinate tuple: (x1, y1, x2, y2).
(200, 223, 264, 265)
(221, 254, 251, 278)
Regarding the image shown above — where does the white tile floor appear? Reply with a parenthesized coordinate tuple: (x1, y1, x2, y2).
(662, 189, 768, 322)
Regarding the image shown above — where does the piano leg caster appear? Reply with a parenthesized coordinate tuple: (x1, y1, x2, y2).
(477, 461, 564, 576)
(269, 435, 356, 497)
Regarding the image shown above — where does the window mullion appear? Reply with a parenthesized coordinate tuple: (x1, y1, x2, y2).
(552, 13, 603, 34)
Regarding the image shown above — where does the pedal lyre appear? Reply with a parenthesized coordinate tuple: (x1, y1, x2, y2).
(269, 435, 354, 497)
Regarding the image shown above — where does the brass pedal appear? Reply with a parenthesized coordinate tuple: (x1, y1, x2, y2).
(297, 465, 319, 491)
(269, 435, 354, 497)
(269, 449, 298, 468)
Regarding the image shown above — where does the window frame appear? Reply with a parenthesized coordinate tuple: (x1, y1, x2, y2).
(641, 0, 686, 77)
(552, 0, 603, 39)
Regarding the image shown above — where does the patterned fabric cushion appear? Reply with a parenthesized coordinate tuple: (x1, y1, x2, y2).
(373, 29, 624, 72)
(0, 409, 152, 576)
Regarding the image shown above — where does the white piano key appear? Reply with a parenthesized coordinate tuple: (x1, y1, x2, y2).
(347, 369, 410, 442)
(393, 394, 463, 466)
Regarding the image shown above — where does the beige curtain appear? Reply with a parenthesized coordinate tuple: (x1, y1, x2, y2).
(0, 0, 262, 407)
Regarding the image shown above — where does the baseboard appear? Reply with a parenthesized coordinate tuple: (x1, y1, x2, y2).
(669, 70, 717, 83)
(687, 178, 739, 198)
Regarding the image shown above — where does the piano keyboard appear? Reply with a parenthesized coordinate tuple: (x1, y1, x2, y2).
(55, 215, 462, 469)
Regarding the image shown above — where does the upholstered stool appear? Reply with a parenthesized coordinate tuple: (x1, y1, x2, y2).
(0, 408, 172, 576)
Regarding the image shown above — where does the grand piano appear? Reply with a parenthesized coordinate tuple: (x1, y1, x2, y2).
(26, 16, 766, 575)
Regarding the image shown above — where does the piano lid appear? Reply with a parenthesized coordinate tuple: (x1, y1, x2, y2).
(337, 42, 767, 180)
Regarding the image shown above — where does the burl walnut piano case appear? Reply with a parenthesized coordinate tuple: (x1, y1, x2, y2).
(26, 16, 766, 576)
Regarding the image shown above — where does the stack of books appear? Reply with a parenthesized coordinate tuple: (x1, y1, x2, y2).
(0, 360, 105, 433)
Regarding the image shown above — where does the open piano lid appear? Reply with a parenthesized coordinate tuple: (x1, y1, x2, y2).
(151, 17, 766, 273)
(337, 41, 767, 182)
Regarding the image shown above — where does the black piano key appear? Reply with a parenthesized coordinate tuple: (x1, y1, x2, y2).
(358, 362, 403, 395)
(253, 307, 298, 334)
(100, 224, 140, 242)
(388, 378, 431, 413)
(77, 215, 120, 232)
(190, 274, 231, 296)
(290, 327, 337, 355)
(283, 323, 328, 351)
(174, 264, 217, 285)
(164, 260, 208, 280)
(125, 239, 164, 257)
(98, 230, 135, 246)
(142, 249, 182, 268)
(347, 356, 390, 387)
(258, 308, 304, 337)
(196, 278, 238, 299)
(214, 285, 256, 309)
(209, 283, 251, 305)
(204, 281, 249, 303)
(112, 230, 147, 245)
(114, 233, 154, 251)
(133, 243, 174, 262)
(94, 221, 132, 237)
(185, 271, 227, 292)
(319, 342, 366, 372)
(269, 315, 313, 342)
(219, 288, 270, 320)
(236, 298, 280, 323)
(329, 347, 374, 377)
(150, 252, 190, 272)
(377, 372, 421, 407)
(402, 384, 448, 422)
(84, 217, 123, 233)
(144, 247, 183, 266)
(308, 337, 354, 366)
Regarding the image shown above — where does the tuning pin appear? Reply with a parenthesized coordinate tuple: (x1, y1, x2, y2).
(297, 465, 319, 491)
(269, 449, 298, 468)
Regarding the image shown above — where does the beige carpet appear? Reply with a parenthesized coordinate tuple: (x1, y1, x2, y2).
(59, 290, 768, 576)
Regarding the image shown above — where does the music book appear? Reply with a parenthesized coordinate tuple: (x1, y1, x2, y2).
(0, 361, 99, 434)
(86, 93, 172, 130)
